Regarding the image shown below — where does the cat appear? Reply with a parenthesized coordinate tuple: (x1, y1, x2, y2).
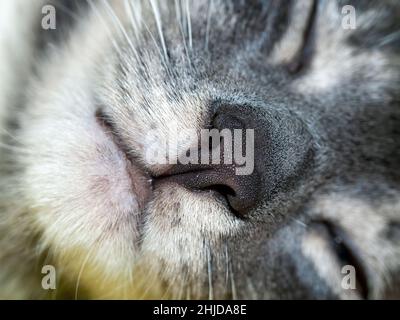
(0, 0, 399, 299)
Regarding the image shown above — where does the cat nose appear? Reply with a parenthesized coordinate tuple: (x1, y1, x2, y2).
(157, 105, 262, 217)
(155, 100, 315, 218)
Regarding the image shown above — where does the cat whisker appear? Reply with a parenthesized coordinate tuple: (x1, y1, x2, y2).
(87, 0, 124, 57)
(124, 0, 141, 41)
(229, 250, 237, 300)
(185, 0, 192, 50)
(102, 0, 141, 61)
(74, 247, 95, 300)
(149, 0, 170, 65)
(134, 2, 175, 81)
(379, 30, 400, 47)
(174, 0, 191, 65)
(205, 0, 213, 52)
(0, 142, 32, 155)
(0, 128, 29, 146)
(206, 241, 214, 300)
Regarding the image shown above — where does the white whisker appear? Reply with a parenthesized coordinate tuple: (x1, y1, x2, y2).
(101, 0, 141, 61)
(174, 0, 191, 64)
(0, 142, 32, 155)
(380, 30, 400, 47)
(74, 248, 94, 300)
(133, 3, 174, 79)
(124, 0, 140, 40)
(228, 250, 237, 300)
(87, 0, 124, 56)
(205, 0, 213, 51)
(185, 0, 192, 50)
(207, 242, 214, 300)
(224, 242, 229, 287)
(0, 128, 27, 146)
(149, 0, 169, 64)
(290, 217, 307, 228)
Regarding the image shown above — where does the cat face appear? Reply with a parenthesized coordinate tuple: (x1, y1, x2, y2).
(1, 0, 399, 299)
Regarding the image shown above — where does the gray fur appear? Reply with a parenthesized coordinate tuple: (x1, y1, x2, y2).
(0, 0, 399, 299)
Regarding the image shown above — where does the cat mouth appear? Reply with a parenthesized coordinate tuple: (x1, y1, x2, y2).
(95, 109, 153, 213)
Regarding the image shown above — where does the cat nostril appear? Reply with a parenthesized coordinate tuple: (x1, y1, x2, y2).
(157, 165, 260, 218)
(156, 105, 261, 218)
(200, 184, 237, 211)
(203, 184, 236, 198)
